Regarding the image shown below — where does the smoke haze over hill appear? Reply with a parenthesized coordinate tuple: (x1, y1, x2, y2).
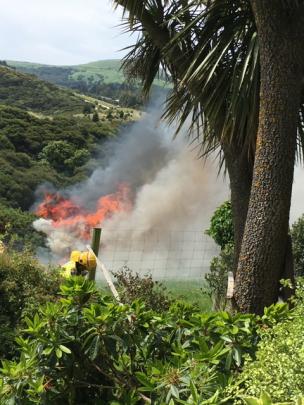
(34, 101, 228, 277)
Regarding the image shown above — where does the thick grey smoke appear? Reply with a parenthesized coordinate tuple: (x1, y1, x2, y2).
(34, 102, 228, 278)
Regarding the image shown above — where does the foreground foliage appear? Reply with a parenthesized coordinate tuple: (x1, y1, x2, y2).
(0, 250, 61, 359)
(1, 271, 304, 403)
(0, 277, 260, 404)
(113, 267, 172, 312)
(227, 279, 304, 403)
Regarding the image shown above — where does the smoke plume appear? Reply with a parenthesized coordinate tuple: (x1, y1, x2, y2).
(34, 102, 228, 278)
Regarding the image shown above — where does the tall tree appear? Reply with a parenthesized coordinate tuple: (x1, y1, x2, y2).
(165, 0, 304, 311)
(114, 0, 258, 273)
(235, 0, 304, 312)
(113, 0, 304, 312)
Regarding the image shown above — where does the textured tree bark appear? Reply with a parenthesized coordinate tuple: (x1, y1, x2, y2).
(116, 0, 298, 308)
(222, 143, 253, 273)
(234, 0, 304, 314)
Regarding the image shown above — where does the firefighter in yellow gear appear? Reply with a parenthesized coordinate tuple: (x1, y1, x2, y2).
(61, 250, 97, 278)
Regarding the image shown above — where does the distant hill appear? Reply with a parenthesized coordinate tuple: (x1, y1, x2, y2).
(8, 59, 167, 85)
(0, 65, 87, 114)
(8, 60, 169, 108)
(0, 103, 121, 210)
(0, 101, 126, 248)
(0, 63, 138, 248)
(9, 59, 124, 84)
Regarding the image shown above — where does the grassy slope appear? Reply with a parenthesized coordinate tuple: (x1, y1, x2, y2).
(0, 104, 120, 210)
(0, 67, 141, 251)
(0, 66, 86, 114)
(0, 66, 141, 212)
(0, 64, 140, 120)
(97, 280, 211, 311)
(72, 60, 124, 83)
(8, 59, 168, 86)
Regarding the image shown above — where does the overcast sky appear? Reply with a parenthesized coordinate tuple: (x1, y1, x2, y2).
(0, 0, 133, 65)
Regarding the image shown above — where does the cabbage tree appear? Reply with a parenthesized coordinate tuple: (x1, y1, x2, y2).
(113, 0, 304, 312)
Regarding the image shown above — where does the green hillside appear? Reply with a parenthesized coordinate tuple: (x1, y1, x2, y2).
(0, 66, 87, 114)
(8, 59, 169, 108)
(0, 65, 133, 247)
(8, 59, 166, 85)
(9, 60, 123, 83)
(75, 60, 122, 80)
(0, 104, 119, 211)
(0, 62, 140, 249)
(0, 102, 125, 248)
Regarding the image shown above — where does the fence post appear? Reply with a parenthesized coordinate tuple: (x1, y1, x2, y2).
(88, 227, 101, 281)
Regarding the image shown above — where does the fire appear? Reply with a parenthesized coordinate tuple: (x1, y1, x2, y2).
(36, 184, 132, 239)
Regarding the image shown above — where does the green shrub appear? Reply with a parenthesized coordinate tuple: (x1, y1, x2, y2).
(227, 279, 304, 403)
(242, 391, 304, 404)
(205, 201, 234, 308)
(291, 214, 304, 276)
(0, 250, 61, 359)
(0, 277, 260, 404)
(206, 201, 233, 249)
(38, 140, 75, 171)
(0, 203, 44, 249)
(113, 266, 172, 312)
(39, 140, 90, 174)
(92, 111, 99, 122)
(206, 243, 234, 311)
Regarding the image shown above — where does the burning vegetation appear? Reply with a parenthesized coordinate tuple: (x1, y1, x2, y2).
(35, 183, 132, 240)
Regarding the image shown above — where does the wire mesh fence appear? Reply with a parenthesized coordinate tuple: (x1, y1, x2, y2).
(97, 230, 219, 281)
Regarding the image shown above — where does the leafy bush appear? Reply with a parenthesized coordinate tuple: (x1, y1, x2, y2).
(242, 391, 304, 404)
(39, 140, 75, 170)
(227, 279, 304, 403)
(0, 250, 61, 359)
(0, 104, 118, 210)
(0, 203, 44, 249)
(205, 201, 234, 309)
(0, 277, 260, 404)
(39, 140, 90, 174)
(206, 201, 233, 249)
(206, 243, 234, 311)
(291, 214, 304, 276)
(113, 266, 172, 312)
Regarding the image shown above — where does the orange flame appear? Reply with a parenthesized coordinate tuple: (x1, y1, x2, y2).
(36, 184, 132, 239)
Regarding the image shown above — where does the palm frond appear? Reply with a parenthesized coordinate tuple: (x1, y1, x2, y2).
(164, 0, 258, 156)
(121, 37, 163, 96)
(114, 0, 304, 166)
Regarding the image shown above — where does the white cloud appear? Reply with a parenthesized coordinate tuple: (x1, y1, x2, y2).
(0, 0, 132, 64)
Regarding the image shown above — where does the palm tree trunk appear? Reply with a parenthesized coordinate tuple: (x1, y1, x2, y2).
(234, 0, 304, 314)
(223, 143, 253, 273)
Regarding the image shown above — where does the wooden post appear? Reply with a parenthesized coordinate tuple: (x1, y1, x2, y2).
(88, 227, 101, 281)
(87, 246, 121, 302)
(226, 271, 234, 299)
